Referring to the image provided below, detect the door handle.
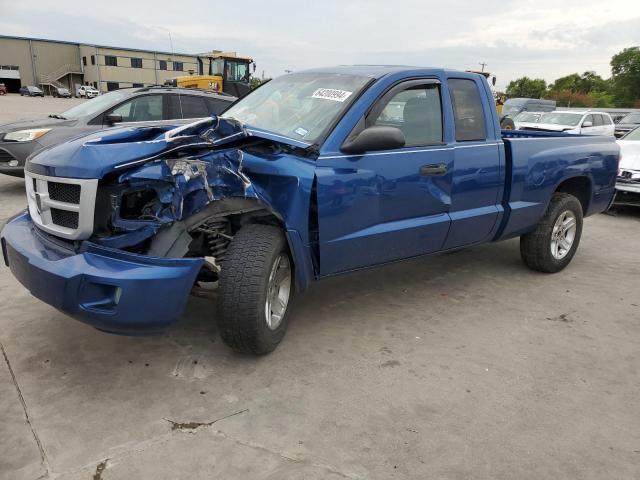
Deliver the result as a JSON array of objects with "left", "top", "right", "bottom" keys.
[{"left": 419, "top": 164, "right": 447, "bottom": 176}]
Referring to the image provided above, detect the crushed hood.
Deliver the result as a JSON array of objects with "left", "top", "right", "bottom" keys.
[{"left": 25, "top": 116, "right": 312, "bottom": 179}]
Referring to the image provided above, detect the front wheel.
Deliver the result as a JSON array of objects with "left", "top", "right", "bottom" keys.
[
  {"left": 217, "top": 224, "right": 294, "bottom": 354},
  {"left": 520, "top": 193, "right": 583, "bottom": 273}
]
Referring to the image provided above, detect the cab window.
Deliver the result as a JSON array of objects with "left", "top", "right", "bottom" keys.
[
  {"left": 369, "top": 83, "right": 443, "bottom": 147},
  {"left": 448, "top": 78, "right": 486, "bottom": 141},
  {"left": 110, "top": 95, "right": 163, "bottom": 122}
]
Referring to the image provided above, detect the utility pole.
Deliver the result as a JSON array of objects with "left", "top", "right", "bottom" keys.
[{"left": 479, "top": 62, "right": 488, "bottom": 72}]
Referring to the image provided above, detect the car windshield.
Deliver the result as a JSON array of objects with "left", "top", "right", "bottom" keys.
[
  {"left": 222, "top": 72, "right": 371, "bottom": 144},
  {"left": 622, "top": 127, "right": 640, "bottom": 141},
  {"left": 619, "top": 113, "right": 640, "bottom": 124},
  {"left": 515, "top": 112, "right": 540, "bottom": 122},
  {"left": 539, "top": 112, "right": 583, "bottom": 126},
  {"left": 60, "top": 91, "right": 127, "bottom": 119}
]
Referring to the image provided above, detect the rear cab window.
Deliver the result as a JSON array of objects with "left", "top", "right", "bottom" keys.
[{"left": 448, "top": 78, "right": 486, "bottom": 141}]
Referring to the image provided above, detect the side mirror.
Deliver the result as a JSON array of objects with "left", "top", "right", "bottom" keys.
[
  {"left": 105, "top": 113, "right": 123, "bottom": 125},
  {"left": 582, "top": 120, "right": 593, "bottom": 128},
  {"left": 341, "top": 126, "right": 405, "bottom": 154}
]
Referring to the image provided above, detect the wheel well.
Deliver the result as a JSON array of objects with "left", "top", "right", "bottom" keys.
[{"left": 555, "top": 176, "right": 591, "bottom": 214}]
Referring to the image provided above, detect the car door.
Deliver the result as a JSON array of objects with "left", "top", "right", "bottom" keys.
[
  {"left": 442, "top": 77, "right": 502, "bottom": 249},
  {"left": 315, "top": 79, "right": 453, "bottom": 275}
]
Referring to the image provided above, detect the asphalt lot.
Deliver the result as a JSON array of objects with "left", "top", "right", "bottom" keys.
[{"left": 1, "top": 95, "right": 639, "bottom": 480}]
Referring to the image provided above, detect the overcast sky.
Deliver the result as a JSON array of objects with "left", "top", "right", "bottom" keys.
[{"left": 1, "top": 0, "right": 638, "bottom": 89}]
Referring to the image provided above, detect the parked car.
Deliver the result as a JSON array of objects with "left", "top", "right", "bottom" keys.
[
  {"left": 614, "top": 112, "right": 640, "bottom": 138},
  {"left": 513, "top": 111, "right": 543, "bottom": 130},
  {"left": 77, "top": 85, "right": 100, "bottom": 98},
  {"left": 1, "top": 66, "right": 618, "bottom": 354},
  {"left": 0, "top": 86, "right": 236, "bottom": 177},
  {"left": 19, "top": 86, "right": 44, "bottom": 97},
  {"left": 52, "top": 87, "right": 71, "bottom": 98},
  {"left": 0, "top": 83, "right": 7, "bottom": 95},
  {"left": 521, "top": 111, "right": 615, "bottom": 136},
  {"left": 502, "top": 98, "right": 556, "bottom": 118},
  {"left": 613, "top": 126, "right": 640, "bottom": 206}
]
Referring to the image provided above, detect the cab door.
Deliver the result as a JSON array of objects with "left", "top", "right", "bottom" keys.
[
  {"left": 315, "top": 80, "right": 453, "bottom": 275},
  {"left": 442, "top": 77, "right": 502, "bottom": 249}
]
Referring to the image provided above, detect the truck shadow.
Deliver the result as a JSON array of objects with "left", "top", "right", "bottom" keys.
[{"left": 177, "top": 238, "right": 525, "bottom": 341}]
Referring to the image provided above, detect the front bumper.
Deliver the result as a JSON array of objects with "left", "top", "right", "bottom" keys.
[
  {"left": 0, "top": 141, "right": 42, "bottom": 176},
  {"left": 614, "top": 181, "right": 640, "bottom": 206},
  {"left": 1, "top": 212, "right": 204, "bottom": 334}
]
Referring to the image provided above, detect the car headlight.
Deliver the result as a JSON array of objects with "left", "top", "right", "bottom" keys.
[{"left": 3, "top": 128, "right": 51, "bottom": 142}]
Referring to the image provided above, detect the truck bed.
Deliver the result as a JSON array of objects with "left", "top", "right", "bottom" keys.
[{"left": 496, "top": 132, "right": 619, "bottom": 240}]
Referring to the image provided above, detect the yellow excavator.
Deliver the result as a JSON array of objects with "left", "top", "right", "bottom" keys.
[
  {"left": 467, "top": 70, "right": 515, "bottom": 130},
  {"left": 165, "top": 52, "right": 255, "bottom": 98}
]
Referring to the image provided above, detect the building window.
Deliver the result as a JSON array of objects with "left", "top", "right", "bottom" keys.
[
  {"left": 91, "top": 55, "right": 95, "bottom": 65},
  {"left": 106, "top": 82, "right": 119, "bottom": 91},
  {"left": 132, "top": 83, "right": 143, "bottom": 88},
  {"left": 82, "top": 56, "right": 87, "bottom": 66},
  {"left": 173, "top": 61, "right": 183, "bottom": 72},
  {"left": 105, "top": 56, "right": 118, "bottom": 67},
  {"left": 131, "top": 58, "right": 143, "bottom": 69},
  {"left": 159, "top": 60, "right": 167, "bottom": 71}
]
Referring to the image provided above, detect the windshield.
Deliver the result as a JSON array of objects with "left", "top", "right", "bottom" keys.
[
  {"left": 515, "top": 112, "right": 541, "bottom": 123},
  {"left": 222, "top": 72, "right": 371, "bottom": 144},
  {"left": 539, "top": 112, "right": 583, "bottom": 127},
  {"left": 619, "top": 113, "right": 640, "bottom": 124},
  {"left": 60, "top": 91, "right": 127, "bottom": 119},
  {"left": 622, "top": 126, "right": 640, "bottom": 140}
]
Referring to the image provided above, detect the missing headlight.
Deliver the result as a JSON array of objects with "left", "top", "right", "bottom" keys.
[{"left": 120, "top": 189, "right": 160, "bottom": 219}]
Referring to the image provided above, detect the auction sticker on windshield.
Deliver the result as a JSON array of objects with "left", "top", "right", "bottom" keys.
[{"left": 311, "top": 88, "right": 353, "bottom": 102}]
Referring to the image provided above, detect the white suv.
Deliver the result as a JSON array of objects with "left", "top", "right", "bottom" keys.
[
  {"left": 77, "top": 85, "right": 100, "bottom": 99},
  {"left": 528, "top": 111, "right": 615, "bottom": 136}
]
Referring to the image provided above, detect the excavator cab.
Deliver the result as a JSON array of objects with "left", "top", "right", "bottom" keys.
[{"left": 165, "top": 52, "right": 254, "bottom": 97}]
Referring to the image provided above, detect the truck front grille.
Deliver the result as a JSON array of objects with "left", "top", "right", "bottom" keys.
[
  {"left": 48, "top": 182, "right": 81, "bottom": 204},
  {"left": 25, "top": 172, "right": 98, "bottom": 240},
  {"left": 50, "top": 208, "right": 79, "bottom": 229}
]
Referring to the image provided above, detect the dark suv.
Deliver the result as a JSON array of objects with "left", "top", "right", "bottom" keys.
[{"left": 0, "top": 86, "right": 236, "bottom": 177}]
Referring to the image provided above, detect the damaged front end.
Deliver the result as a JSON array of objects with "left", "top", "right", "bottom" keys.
[
  {"left": 85, "top": 116, "right": 317, "bottom": 283},
  {"left": 2, "top": 116, "right": 316, "bottom": 333}
]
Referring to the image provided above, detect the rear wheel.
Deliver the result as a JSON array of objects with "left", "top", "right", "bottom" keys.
[
  {"left": 520, "top": 193, "right": 583, "bottom": 273},
  {"left": 217, "top": 224, "right": 293, "bottom": 354},
  {"left": 500, "top": 116, "right": 515, "bottom": 130}
]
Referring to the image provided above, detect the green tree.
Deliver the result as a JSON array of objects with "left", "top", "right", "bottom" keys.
[
  {"left": 505, "top": 77, "right": 547, "bottom": 98},
  {"left": 610, "top": 47, "right": 640, "bottom": 107}
]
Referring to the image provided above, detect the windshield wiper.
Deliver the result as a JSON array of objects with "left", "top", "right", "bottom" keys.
[{"left": 48, "top": 114, "right": 67, "bottom": 120}]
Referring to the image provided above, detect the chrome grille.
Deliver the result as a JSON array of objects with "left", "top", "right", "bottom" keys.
[{"left": 25, "top": 172, "right": 98, "bottom": 240}]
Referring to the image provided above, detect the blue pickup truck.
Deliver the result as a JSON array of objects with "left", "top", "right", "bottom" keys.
[{"left": 1, "top": 66, "right": 619, "bottom": 354}]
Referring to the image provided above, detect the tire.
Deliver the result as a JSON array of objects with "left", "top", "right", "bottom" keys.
[
  {"left": 217, "top": 224, "right": 294, "bottom": 354},
  {"left": 501, "top": 116, "right": 515, "bottom": 130},
  {"left": 520, "top": 193, "right": 583, "bottom": 273}
]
